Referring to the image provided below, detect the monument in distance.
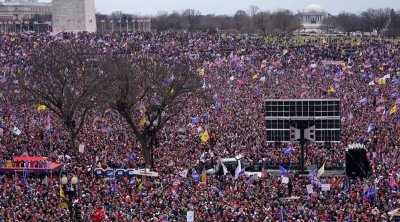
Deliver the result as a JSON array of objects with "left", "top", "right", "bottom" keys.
[{"left": 52, "top": 0, "right": 97, "bottom": 32}]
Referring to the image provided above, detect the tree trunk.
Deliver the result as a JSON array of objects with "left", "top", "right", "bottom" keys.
[
  {"left": 69, "top": 128, "right": 77, "bottom": 152},
  {"left": 140, "top": 140, "right": 152, "bottom": 168}
]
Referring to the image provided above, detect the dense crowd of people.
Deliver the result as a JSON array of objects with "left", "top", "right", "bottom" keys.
[{"left": 0, "top": 31, "right": 400, "bottom": 221}]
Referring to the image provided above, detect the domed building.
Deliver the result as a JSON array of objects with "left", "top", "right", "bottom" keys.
[{"left": 297, "top": 4, "right": 329, "bottom": 32}]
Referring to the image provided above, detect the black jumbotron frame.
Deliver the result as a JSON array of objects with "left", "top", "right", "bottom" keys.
[{"left": 265, "top": 99, "right": 341, "bottom": 173}]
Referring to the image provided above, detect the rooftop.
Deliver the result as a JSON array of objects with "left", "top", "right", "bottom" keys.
[
  {"left": 304, "top": 4, "right": 323, "bottom": 13},
  {"left": 0, "top": 0, "right": 51, "bottom": 7}
]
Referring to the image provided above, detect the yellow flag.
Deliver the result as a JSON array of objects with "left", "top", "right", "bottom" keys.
[
  {"left": 317, "top": 164, "right": 325, "bottom": 177},
  {"left": 37, "top": 105, "right": 46, "bottom": 111},
  {"left": 60, "top": 186, "right": 65, "bottom": 199},
  {"left": 360, "top": 69, "right": 365, "bottom": 73},
  {"left": 198, "top": 68, "right": 205, "bottom": 76},
  {"left": 200, "top": 130, "right": 210, "bottom": 142},
  {"left": 328, "top": 86, "right": 335, "bottom": 93},
  {"left": 390, "top": 105, "right": 397, "bottom": 115},
  {"left": 140, "top": 116, "right": 147, "bottom": 125},
  {"left": 59, "top": 202, "right": 68, "bottom": 208},
  {"left": 379, "top": 67, "right": 384, "bottom": 71},
  {"left": 378, "top": 78, "right": 386, "bottom": 85},
  {"left": 138, "top": 183, "right": 144, "bottom": 191},
  {"left": 252, "top": 74, "right": 258, "bottom": 80}
]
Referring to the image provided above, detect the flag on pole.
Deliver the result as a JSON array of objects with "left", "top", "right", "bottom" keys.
[
  {"left": 283, "top": 147, "right": 293, "bottom": 156},
  {"left": 279, "top": 166, "right": 288, "bottom": 176},
  {"left": 200, "top": 130, "right": 210, "bottom": 142},
  {"left": 179, "top": 169, "right": 188, "bottom": 178},
  {"left": 246, "top": 174, "right": 258, "bottom": 184},
  {"left": 219, "top": 159, "right": 228, "bottom": 176},
  {"left": 390, "top": 105, "right": 397, "bottom": 115},
  {"left": 234, "top": 161, "right": 245, "bottom": 179},
  {"left": 317, "top": 164, "right": 325, "bottom": 177},
  {"left": 60, "top": 186, "right": 65, "bottom": 198},
  {"left": 307, "top": 168, "right": 317, "bottom": 180}
]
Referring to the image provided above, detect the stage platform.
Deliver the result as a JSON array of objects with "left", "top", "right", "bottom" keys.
[{"left": 0, "top": 156, "right": 63, "bottom": 174}]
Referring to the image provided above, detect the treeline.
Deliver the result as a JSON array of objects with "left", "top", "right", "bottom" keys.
[{"left": 95, "top": 6, "right": 400, "bottom": 36}]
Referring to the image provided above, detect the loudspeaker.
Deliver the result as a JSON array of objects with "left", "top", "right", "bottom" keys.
[{"left": 346, "top": 149, "right": 371, "bottom": 178}]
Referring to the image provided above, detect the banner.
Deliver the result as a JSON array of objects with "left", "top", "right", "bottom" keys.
[
  {"left": 321, "top": 184, "right": 331, "bottom": 191},
  {"left": 187, "top": 211, "right": 194, "bottom": 222},
  {"left": 306, "top": 184, "right": 313, "bottom": 194}
]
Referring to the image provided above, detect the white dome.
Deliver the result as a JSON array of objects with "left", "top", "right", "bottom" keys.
[{"left": 304, "top": 4, "right": 323, "bottom": 12}]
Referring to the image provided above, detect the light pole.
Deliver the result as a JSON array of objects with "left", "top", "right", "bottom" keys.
[{"left": 61, "top": 175, "right": 79, "bottom": 221}]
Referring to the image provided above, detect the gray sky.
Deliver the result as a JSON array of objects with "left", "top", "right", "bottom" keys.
[{"left": 43, "top": 0, "right": 400, "bottom": 16}]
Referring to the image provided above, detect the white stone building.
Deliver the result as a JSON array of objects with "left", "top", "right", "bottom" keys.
[
  {"left": 52, "top": 0, "right": 96, "bottom": 32},
  {"left": 297, "top": 4, "right": 328, "bottom": 32},
  {"left": 0, "top": 0, "right": 51, "bottom": 20}
]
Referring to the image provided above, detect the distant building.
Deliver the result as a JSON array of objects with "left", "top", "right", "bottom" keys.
[
  {"left": 297, "top": 4, "right": 328, "bottom": 32},
  {"left": 52, "top": 0, "right": 96, "bottom": 32},
  {"left": 0, "top": 0, "right": 51, "bottom": 20}
]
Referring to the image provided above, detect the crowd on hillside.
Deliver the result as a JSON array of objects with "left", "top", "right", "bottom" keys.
[{"left": 0, "top": 31, "right": 400, "bottom": 221}]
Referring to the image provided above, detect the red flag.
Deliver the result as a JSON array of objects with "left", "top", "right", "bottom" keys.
[{"left": 92, "top": 207, "right": 106, "bottom": 221}]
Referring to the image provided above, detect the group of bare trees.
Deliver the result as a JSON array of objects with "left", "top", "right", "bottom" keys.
[
  {"left": 323, "top": 8, "right": 399, "bottom": 36},
  {"left": 96, "top": 6, "right": 400, "bottom": 36},
  {"left": 18, "top": 42, "right": 204, "bottom": 167},
  {"left": 150, "top": 6, "right": 300, "bottom": 34}
]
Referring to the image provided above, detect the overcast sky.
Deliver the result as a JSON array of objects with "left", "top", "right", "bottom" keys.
[{"left": 43, "top": 0, "right": 400, "bottom": 16}]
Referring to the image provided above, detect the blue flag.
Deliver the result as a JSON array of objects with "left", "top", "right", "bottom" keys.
[
  {"left": 107, "top": 170, "right": 115, "bottom": 178},
  {"left": 246, "top": 174, "right": 257, "bottom": 184},
  {"left": 367, "top": 124, "right": 373, "bottom": 133},
  {"left": 192, "top": 173, "right": 200, "bottom": 181},
  {"left": 191, "top": 117, "right": 199, "bottom": 124},
  {"left": 283, "top": 147, "right": 293, "bottom": 156},
  {"left": 307, "top": 168, "right": 317, "bottom": 180},
  {"left": 128, "top": 152, "right": 137, "bottom": 162},
  {"left": 279, "top": 166, "right": 288, "bottom": 176},
  {"left": 366, "top": 186, "right": 376, "bottom": 199},
  {"left": 348, "top": 215, "right": 352, "bottom": 222},
  {"left": 359, "top": 98, "right": 368, "bottom": 105},
  {"left": 110, "top": 179, "right": 116, "bottom": 195},
  {"left": 202, "top": 113, "right": 209, "bottom": 121}
]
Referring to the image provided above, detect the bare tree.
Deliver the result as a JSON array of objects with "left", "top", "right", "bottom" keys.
[
  {"left": 272, "top": 9, "right": 301, "bottom": 33},
  {"left": 18, "top": 41, "right": 109, "bottom": 152},
  {"left": 361, "top": 8, "right": 391, "bottom": 35},
  {"left": 248, "top": 5, "right": 259, "bottom": 31},
  {"left": 320, "top": 16, "right": 337, "bottom": 33},
  {"left": 183, "top": 9, "right": 202, "bottom": 31},
  {"left": 101, "top": 55, "right": 204, "bottom": 167},
  {"left": 233, "top": 10, "right": 249, "bottom": 32},
  {"left": 335, "top": 12, "right": 360, "bottom": 35},
  {"left": 386, "top": 9, "right": 400, "bottom": 37},
  {"left": 255, "top": 11, "right": 272, "bottom": 35}
]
